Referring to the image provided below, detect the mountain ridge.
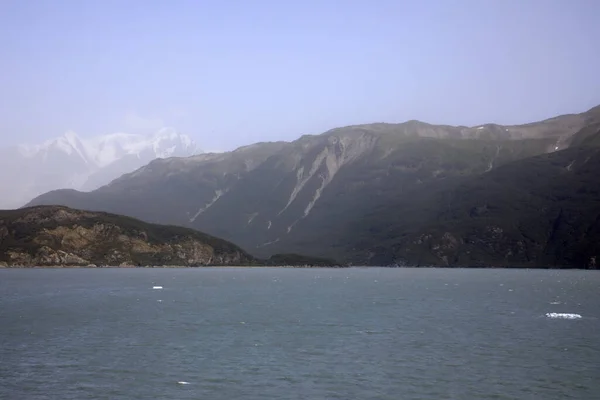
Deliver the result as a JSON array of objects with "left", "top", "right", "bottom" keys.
[
  {"left": 17, "top": 128, "right": 200, "bottom": 168},
  {"left": 25, "top": 104, "right": 600, "bottom": 267}
]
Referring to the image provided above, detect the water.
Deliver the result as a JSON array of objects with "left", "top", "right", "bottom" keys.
[{"left": 1, "top": 268, "right": 598, "bottom": 400}]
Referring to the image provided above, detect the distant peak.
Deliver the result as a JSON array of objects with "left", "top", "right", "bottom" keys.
[
  {"left": 63, "top": 130, "right": 80, "bottom": 141},
  {"left": 15, "top": 127, "right": 202, "bottom": 167},
  {"left": 154, "top": 127, "right": 180, "bottom": 139}
]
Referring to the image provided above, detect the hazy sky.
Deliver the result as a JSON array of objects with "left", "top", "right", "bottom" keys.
[{"left": 1, "top": 0, "right": 599, "bottom": 151}]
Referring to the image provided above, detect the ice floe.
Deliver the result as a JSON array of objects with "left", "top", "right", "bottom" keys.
[{"left": 545, "top": 313, "right": 582, "bottom": 320}]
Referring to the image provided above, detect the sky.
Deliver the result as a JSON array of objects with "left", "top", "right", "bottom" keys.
[{"left": 1, "top": 0, "right": 599, "bottom": 151}]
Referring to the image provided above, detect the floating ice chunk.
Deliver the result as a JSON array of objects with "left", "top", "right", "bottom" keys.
[
  {"left": 152, "top": 286, "right": 163, "bottom": 289},
  {"left": 178, "top": 381, "right": 191, "bottom": 385},
  {"left": 545, "top": 313, "right": 582, "bottom": 319},
  {"left": 550, "top": 301, "right": 561, "bottom": 305}
]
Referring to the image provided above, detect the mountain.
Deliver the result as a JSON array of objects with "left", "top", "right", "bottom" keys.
[
  {"left": 0, "top": 205, "right": 253, "bottom": 267},
  {"left": 0, "top": 128, "right": 201, "bottom": 209},
  {"left": 26, "top": 105, "right": 600, "bottom": 267},
  {"left": 335, "top": 145, "right": 600, "bottom": 267},
  {"left": 0, "top": 205, "right": 344, "bottom": 267}
]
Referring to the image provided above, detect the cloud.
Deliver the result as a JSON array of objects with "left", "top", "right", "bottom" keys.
[{"left": 123, "top": 111, "right": 165, "bottom": 132}]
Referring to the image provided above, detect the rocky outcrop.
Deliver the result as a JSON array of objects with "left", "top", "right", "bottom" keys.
[{"left": 0, "top": 206, "right": 255, "bottom": 267}]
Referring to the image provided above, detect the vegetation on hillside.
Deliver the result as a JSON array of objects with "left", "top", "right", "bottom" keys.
[
  {"left": 331, "top": 147, "right": 600, "bottom": 268},
  {"left": 0, "top": 206, "right": 344, "bottom": 267}
]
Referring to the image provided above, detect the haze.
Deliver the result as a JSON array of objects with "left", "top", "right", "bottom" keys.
[{"left": 1, "top": 0, "right": 599, "bottom": 151}]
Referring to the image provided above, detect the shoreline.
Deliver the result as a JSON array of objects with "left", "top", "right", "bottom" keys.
[
  {"left": 0, "top": 264, "right": 346, "bottom": 269},
  {"left": 0, "top": 265, "right": 596, "bottom": 270}
]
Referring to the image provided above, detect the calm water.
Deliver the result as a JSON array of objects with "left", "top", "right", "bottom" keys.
[{"left": 0, "top": 268, "right": 598, "bottom": 400}]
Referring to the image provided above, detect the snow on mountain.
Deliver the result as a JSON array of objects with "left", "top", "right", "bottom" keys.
[
  {"left": 1, "top": 128, "right": 202, "bottom": 209},
  {"left": 19, "top": 130, "right": 89, "bottom": 162},
  {"left": 82, "top": 128, "right": 193, "bottom": 167},
  {"left": 19, "top": 128, "right": 199, "bottom": 167}
]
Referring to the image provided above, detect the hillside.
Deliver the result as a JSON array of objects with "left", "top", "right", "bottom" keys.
[
  {"left": 25, "top": 105, "right": 600, "bottom": 267},
  {"left": 0, "top": 206, "right": 254, "bottom": 267},
  {"left": 321, "top": 146, "right": 600, "bottom": 268}
]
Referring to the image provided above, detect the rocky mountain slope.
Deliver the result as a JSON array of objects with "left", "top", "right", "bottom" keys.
[
  {"left": 26, "top": 105, "right": 600, "bottom": 267},
  {"left": 0, "top": 128, "right": 201, "bottom": 209},
  {"left": 333, "top": 145, "right": 600, "bottom": 267},
  {"left": 0, "top": 206, "right": 254, "bottom": 267}
]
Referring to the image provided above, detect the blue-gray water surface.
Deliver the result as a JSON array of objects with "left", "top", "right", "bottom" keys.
[{"left": 0, "top": 268, "right": 598, "bottom": 400}]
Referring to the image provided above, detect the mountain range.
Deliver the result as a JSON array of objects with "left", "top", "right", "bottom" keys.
[
  {"left": 25, "top": 105, "right": 600, "bottom": 268},
  {"left": 0, "top": 128, "right": 201, "bottom": 209}
]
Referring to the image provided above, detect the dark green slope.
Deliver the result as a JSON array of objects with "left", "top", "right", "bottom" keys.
[
  {"left": 333, "top": 146, "right": 600, "bottom": 267},
  {"left": 260, "top": 136, "right": 557, "bottom": 257}
]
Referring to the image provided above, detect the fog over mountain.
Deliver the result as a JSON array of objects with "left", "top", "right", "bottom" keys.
[{"left": 0, "top": 128, "right": 201, "bottom": 209}]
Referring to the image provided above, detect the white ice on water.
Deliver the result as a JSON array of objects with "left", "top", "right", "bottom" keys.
[{"left": 545, "top": 313, "right": 582, "bottom": 319}]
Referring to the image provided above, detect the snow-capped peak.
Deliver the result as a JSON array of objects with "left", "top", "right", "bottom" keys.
[
  {"left": 148, "top": 127, "right": 196, "bottom": 159},
  {"left": 18, "top": 129, "right": 201, "bottom": 168},
  {"left": 3, "top": 128, "right": 202, "bottom": 209},
  {"left": 63, "top": 130, "right": 79, "bottom": 143},
  {"left": 19, "top": 130, "right": 87, "bottom": 161},
  {"left": 154, "top": 127, "right": 181, "bottom": 141}
]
